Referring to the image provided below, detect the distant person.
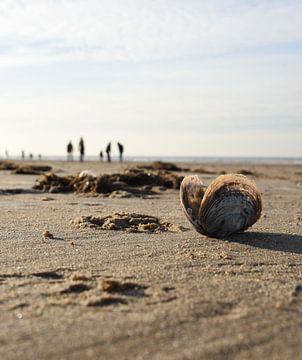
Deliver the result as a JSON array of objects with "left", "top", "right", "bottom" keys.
[
  {"left": 5, "top": 150, "right": 8, "bottom": 159},
  {"left": 117, "top": 142, "right": 124, "bottom": 162},
  {"left": 38, "top": 154, "right": 42, "bottom": 160},
  {"left": 21, "top": 150, "right": 25, "bottom": 160},
  {"left": 79, "top": 137, "right": 85, "bottom": 162},
  {"left": 67, "top": 141, "right": 74, "bottom": 161},
  {"left": 99, "top": 151, "right": 103, "bottom": 161},
  {"left": 105, "top": 142, "right": 111, "bottom": 163},
  {"left": 29, "top": 153, "right": 33, "bottom": 159}
]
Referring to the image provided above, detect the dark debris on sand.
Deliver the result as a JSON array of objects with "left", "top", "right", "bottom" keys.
[
  {"left": 0, "top": 161, "right": 52, "bottom": 175},
  {"left": 71, "top": 212, "right": 186, "bottom": 233},
  {"left": 33, "top": 167, "right": 183, "bottom": 196},
  {"left": 136, "top": 161, "right": 189, "bottom": 172},
  {"left": 12, "top": 165, "right": 52, "bottom": 175},
  {"left": 0, "top": 188, "right": 40, "bottom": 195},
  {"left": 0, "top": 161, "right": 18, "bottom": 171},
  {"left": 99, "top": 279, "right": 148, "bottom": 297},
  {"left": 138, "top": 161, "right": 257, "bottom": 177}
]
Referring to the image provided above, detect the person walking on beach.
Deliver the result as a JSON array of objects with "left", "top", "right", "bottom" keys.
[
  {"left": 67, "top": 141, "right": 74, "bottom": 161},
  {"left": 105, "top": 142, "right": 111, "bottom": 163},
  {"left": 117, "top": 142, "right": 124, "bottom": 162},
  {"left": 79, "top": 137, "right": 85, "bottom": 162},
  {"left": 99, "top": 151, "right": 103, "bottom": 161}
]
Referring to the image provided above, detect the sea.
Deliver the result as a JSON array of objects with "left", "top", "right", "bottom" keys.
[{"left": 5, "top": 155, "right": 301, "bottom": 165}]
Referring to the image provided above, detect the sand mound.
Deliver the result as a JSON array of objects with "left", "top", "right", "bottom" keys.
[{"left": 71, "top": 212, "right": 186, "bottom": 233}]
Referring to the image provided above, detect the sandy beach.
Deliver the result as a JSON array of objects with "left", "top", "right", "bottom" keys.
[{"left": 0, "top": 160, "right": 301, "bottom": 360}]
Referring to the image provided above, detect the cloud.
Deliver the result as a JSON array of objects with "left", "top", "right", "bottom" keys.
[{"left": 0, "top": 0, "right": 301, "bottom": 66}]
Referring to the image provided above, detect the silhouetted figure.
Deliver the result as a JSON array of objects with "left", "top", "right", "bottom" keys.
[
  {"left": 38, "top": 154, "right": 42, "bottom": 160},
  {"left": 99, "top": 151, "right": 103, "bottom": 161},
  {"left": 21, "top": 150, "right": 25, "bottom": 160},
  {"left": 117, "top": 142, "right": 124, "bottom": 162},
  {"left": 67, "top": 141, "right": 74, "bottom": 161},
  {"left": 105, "top": 142, "right": 111, "bottom": 163},
  {"left": 29, "top": 153, "right": 33, "bottom": 159},
  {"left": 79, "top": 137, "right": 85, "bottom": 162}
]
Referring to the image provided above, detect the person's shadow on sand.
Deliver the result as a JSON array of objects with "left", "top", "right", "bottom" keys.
[{"left": 229, "top": 232, "right": 302, "bottom": 254}]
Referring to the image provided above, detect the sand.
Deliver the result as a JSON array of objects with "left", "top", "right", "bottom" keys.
[{"left": 0, "top": 160, "right": 301, "bottom": 360}]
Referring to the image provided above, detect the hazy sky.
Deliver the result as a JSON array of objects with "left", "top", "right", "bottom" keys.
[{"left": 0, "top": 0, "right": 301, "bottom": 157}]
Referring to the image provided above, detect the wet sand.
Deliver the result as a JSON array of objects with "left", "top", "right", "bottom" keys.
[{"left": 0, "top": 160, "right": 302, "bottom": 360}]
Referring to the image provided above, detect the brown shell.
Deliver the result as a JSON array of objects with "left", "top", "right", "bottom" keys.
[{"left": 180, "top": 174, "right": 262, "bottom": 238}]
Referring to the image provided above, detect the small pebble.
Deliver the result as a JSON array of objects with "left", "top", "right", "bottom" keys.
[
  {"left": 43, "top": 230, "right": 54, "bottom": 239},
  {"left": 42, "top": 197, "right": 55, "bottom": 201}
]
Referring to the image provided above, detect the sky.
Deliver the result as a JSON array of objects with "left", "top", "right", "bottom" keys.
[{"left": 0, "top": 0, "right": 301, "bottom": 158}]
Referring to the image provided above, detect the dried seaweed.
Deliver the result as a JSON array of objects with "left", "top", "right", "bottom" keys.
[
  {"left": 0, "top": 161, "right": 18, "bottom": 170},
  {"left": 136, "top": 161, "right": 183, "bottom": 171},
  {"left": 12, "top": 165, "right": 52, "bottom": 175},
  {"left": 0, "top": 161, "right": 52, "bottom": 174},
  {"left": 33, "top": 167, "right": 183, "bottom": 195}
]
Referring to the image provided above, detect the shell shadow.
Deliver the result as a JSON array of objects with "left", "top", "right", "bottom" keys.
[{"left": 229, "top": 231, "right": 302, "bottom": 254}]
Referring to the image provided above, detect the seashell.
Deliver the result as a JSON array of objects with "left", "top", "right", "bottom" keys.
[{"left": 180, "top": 174, "right": 262, "bottom": 238}]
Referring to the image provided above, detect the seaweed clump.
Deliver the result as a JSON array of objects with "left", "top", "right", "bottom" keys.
[
  {"left": 12, "top": 165, "right": 52, "bottom": 175},
  {"left": 137, "top": 161, "right": 183, "bottom": 172},
  {"left": 0, "top": 161, "right": 52, "bottom": 175},
  {"left": 33, "top": 167, "right": 183, "bottom": 196},
  {"left": 0, "top": 161, "right": 18, "bottom": 170}
]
